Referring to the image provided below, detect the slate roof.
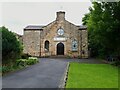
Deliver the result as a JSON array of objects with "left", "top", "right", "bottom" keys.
[
  {"left": 24, "top": 25, "right": 86, "bottom": 30},
  {"left": 24, "top": 25, "right": 44, "bottom": 30}
]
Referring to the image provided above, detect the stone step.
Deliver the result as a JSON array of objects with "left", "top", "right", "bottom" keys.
[{"left": 50, "top": 55, "right": 68, "bottom": 58}]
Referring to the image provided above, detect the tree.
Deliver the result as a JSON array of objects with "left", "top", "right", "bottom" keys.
[
  {"left": 1, "top": 26, "right": 23, "bottom": 64},
  {"left": 82, "top": 1, "right": 120, "bottom": 58}
]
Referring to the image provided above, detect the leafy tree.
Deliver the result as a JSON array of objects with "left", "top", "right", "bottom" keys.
[
  {"left": 1, "top": 26, "right": 23, "bottom": 64},
  {"left": 82, "top": 1, "right": 120, "bottom": 58}
]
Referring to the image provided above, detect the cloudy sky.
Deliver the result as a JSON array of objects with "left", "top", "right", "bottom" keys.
[{"left": 1, "top": 1, "right": 92, "bottom": 35}]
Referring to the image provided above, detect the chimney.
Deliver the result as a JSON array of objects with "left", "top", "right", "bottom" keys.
[{"left": 56, "top": 11, "right": 65, "bottom": 21}]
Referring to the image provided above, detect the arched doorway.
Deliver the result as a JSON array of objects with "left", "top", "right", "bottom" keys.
[{"left": 57, "top": 42, "right": 64, "bottom": 55}]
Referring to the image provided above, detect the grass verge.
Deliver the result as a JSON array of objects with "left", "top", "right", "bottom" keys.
[{"left": 66, "top": 63, "right": 118, "bottom": 88}]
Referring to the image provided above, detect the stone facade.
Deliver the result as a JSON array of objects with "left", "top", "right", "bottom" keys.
[{"left": 23, "top": 11, "right": 88, "bottom": 58}]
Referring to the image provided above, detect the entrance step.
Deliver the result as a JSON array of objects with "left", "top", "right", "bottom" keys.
[{"left": 50, "top": 55, "right": 67, "bottom": 58}]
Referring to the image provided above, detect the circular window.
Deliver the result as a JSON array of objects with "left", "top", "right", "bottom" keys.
[{"left": 57, "top": 28, "right": 64, "bottom": 35}]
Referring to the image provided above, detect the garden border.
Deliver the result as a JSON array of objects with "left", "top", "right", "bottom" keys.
[{"left": 58, "top": 62, "right": 70, "bottom": 88}]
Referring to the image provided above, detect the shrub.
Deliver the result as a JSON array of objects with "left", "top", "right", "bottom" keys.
[
  {"left": 16, "top": 57, "right": 38, "bottom": 66},
  {"left": 1, "top": 26, "right": 23, "bottom": 64},
  {"left": 16, "top": 59, "right": 27, "bottom": 66},
  {"left": 2, "top": 63, "right": 18, "bottom": 74},
  {"left": 2, "top": 57, "right": 39, "bottom": 74},
  {"left": 2, "top": 66, "right": 11, "bottom": 73},
  {"left": 106, "top": 55, "right": 120, "bottom": 66},
  {"left": 26, "top": 60, "right": 36, "bottom": 65},
  {"left": 111, "top": 59, "right": 120, "bottom": 66},
  {"left": 21, "top": 53, "right": 31, "bottom": 59},
  {"left": 27, "top": 57, "right": 39, "bottom": 65},
  {"left": 28, "top": 57, "right": 38, "bottom": 60}
]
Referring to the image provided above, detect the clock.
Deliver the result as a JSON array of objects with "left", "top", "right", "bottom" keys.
[{"left": 57, "top": 28, "right": 64, "bottom": 35}]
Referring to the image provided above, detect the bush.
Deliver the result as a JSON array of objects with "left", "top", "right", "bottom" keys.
[
  {"left": 28, "top": 57, "right": 38, "bottom": 60},
  {"left": 112, "top": 61, "right": 120, "bottom": 66},
  {"left": 106, "top": 55, "right": 120, "bottom": 66},
  {"left": 27, "top": 57, "right": 38, "bottom": 65},
  {"left": 2, "top": 57, "right": 39, "bottom": 74},
  {"left": 16, "top": 57, "right": 38, "bottom": 66},
  {"left": 21, "top": 53, "right": 31, "bottom": 59},
  {"left": 2, "top": 63, "right": 19, "bottom": 74},
  {"left": 110, "top": 58, "right": 120, "bottom": 66},
  {"left": 16, "top": 59, "right": 27, "bottom": 66},
  {"left": 2, "top": 66, "right": 11, "bottom": 73},
  {"left": 1, "top": 26, "right": 23, "bottom": 64}
]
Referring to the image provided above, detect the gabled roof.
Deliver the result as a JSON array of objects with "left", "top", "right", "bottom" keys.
[{"left": 24, "top": 25, "right": 44, "bottom": 30}]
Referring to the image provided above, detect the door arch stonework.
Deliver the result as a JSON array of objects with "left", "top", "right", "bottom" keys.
[{"left": 57, "top": 42, "right": 64, "bottom": 55}]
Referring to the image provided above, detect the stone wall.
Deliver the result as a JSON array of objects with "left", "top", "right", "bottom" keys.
[
  {"left": 23, "top": 11, "right": 88, "bottom": 58},
  {"left": 81, "top": 30, "right": 88, "bottom": 58},
  {"left": 23, "top": 30, "right": 41, "bottom": 56},
  {"left": 40, "top": 18, "right": 83, "bottom": 57}
]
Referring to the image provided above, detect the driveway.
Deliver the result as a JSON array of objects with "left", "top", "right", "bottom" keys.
[
  {"left": 2, "top": 58, "right": 104, "bottom": 88},
  {"left": 2, "top": 58, "right": 68, "bottom": 88}
]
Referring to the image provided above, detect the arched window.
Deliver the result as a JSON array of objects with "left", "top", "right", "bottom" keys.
[
  {"left": 72, "top": 39, "right": 78, "bottom": 51},
  {"left": 45, "top": 40, "right": 49, "bottom": 52}
]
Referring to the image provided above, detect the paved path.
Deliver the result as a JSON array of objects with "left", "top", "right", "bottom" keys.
[
  {"left": 48, "top": 58, "right": 104, "bottom": 64},
  {"left": 2, "top": 58, "right": 104, "bottom": 88},
  {"left": 2, "top": 59, "right": 68, "bottom": 88}
]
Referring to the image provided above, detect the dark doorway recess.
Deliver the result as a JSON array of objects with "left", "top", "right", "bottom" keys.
[{"left": 57, "top": 42, "right": 64, "bottom": 55}]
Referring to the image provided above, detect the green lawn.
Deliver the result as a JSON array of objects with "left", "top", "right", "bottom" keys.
[{"left": 66, "top": 63, "right": 118, "bottom": 88}]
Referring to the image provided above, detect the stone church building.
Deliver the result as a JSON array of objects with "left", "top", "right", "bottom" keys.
[{"left": 23, "top": 11, "right": 88, "bottom": 58}]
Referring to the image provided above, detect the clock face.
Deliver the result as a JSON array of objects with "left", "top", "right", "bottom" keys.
[{"left": 57, "top": 28, "right": 64, "bottom": 35}]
